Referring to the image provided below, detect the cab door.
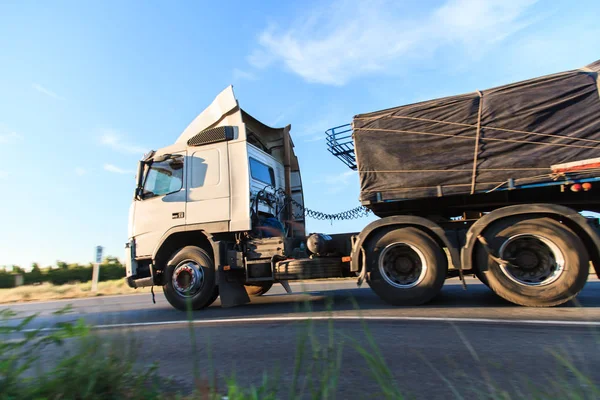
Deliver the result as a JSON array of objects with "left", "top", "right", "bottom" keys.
[
  {"left": 186, "top": 141, "right": 231, "bottom": 228},
  {"left": 132, "top": 151, "right": 186, "bottom": 257}
]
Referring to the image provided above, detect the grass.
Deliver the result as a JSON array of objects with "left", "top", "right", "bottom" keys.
[
  {"left": 0, "top": 278, "right": 357, "bottom": 304},
  {"left": 0, "top": 279, "right": 149, "bottom": 304},
  {"left": 1, "top": 298, "right": 599, "bottom": 399}
]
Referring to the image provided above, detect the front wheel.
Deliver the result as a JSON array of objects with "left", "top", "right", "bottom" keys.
[
  {"left": 162, "top": 246, "right": 218, "bottom": 311},
  {"left": 366, "top": 227, "right": 448, "bottom": 306},
  {"left": 475, "top": 217, "right": 589, "bottom": 307}
]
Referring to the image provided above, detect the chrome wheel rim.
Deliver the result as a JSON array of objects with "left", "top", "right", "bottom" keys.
[
  {"left": 172, "top": 259, "right": 204, "bottom": 297},
  {"left": 498, "top": 234, "right": 565, "bottom": 287},
  {"left": 378, "top": 243, "right": 428, "bottom": 288}
]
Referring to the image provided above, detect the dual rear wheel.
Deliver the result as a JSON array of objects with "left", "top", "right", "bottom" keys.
[
  {"left": 365, "top": 218, "right": 589, "bottom": 307},
  {"left": 474, "top": 217, "right": 589, "bottom": 307}
]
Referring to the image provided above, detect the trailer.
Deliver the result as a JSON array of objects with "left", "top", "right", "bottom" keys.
[{"left": 125, "top": 60, "right": 600, "bottom": 310}]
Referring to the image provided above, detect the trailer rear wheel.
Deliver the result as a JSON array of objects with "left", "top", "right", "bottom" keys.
[
  {"left": 245, "top": 283, "right": 273, "bottom": 296},
  {"left": 162, "top": 246, "right": 218, "bottom": 311},
  {"left": 475, "top": 217, "right": 588, "bottom": 307},
  {"left": 366, "top": 227, "right": 447, "bottom": 306}
]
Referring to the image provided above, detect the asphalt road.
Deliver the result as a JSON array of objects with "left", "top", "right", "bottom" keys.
[{"left": 3, "top": 277, "right": 600, "bottom": 399}]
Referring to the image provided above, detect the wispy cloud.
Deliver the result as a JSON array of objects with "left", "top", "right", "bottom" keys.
[
  {"left": 304, "top": 135, "right": 324, "bottom": 143},
  {"left": 232, "top": 68, "right": 258, "bottom": 81},
  {"left": 270, "top": 113, "right": 286, "bottom": 127},
  {"left": 295, "top": 109, "right": 348, "bottom": 141},
  {"left": 32, "top": 83, "right": 65, "bottom": 100},
  {"left": 100, "top": 129, "right": 147, "bottom": 155},
  {"left": 249, "top": 0, "right": 538, "bottom": 85},
  {"left": 313, "top": 170, "right": 358, "bottom": 194},
  {"left": 104, "top": 164, "right": 134, "bottom": 175},
  {"left": 74, "top": 167, "right": 86, "bottom": 176},
  {"left": 0, "top": 130, "right": 22, "bottom": 144}
]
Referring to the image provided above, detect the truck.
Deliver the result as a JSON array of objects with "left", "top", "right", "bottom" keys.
[{"left": 125, "top": 59, "right": 600, "bottom": 310}]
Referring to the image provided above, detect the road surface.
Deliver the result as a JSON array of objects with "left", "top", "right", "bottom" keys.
[{"left": 2, "top": 278, "right": 600, "bottom": 399}]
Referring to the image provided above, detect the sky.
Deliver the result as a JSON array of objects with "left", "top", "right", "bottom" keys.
[{"left": 1, "top": 0, "right": 599, "bottom": 268}]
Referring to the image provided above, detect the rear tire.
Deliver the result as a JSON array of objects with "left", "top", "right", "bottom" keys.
[
  {"left": 162, "top": 246, "right": 218, "bottom": 311},
  {"left": 245, "top": 283, "right": 273, "bottom": 296},
  {"left": 475, "top": 217, "right": 588, "bottom": 307},
  {"left": 366, "top": 227, "right": 447, "bottom": 306}
]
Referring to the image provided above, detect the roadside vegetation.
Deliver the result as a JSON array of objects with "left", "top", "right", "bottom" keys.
[
  {"left": 1, "top": 301, "right": 598, "bottom": 399},
  {"left": 0, "top": 257, "right": 126, "bottom": 289},
  {"left": 0, "top": 279, "right": 146, "bottom": 304},
  {"left": 0, "top": 257, "right": 144, "bottom": 304}
]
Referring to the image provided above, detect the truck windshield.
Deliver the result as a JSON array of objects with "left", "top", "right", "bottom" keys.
[{"left": 141, "top": 156, "right": 183, "bottom": 199}]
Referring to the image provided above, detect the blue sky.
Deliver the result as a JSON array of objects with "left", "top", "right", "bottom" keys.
[{"left": 1, "top": 0, "right": 599, "bottom": 268}]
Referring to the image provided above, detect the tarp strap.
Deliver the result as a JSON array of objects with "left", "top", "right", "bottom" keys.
[
  {"left": 355, "top": 115, "right": 600, "bottom": 145},
  {"left": 353, "top": 126, "right": 599, "bottom": 150},
  {"left": 470, "top": 90, "right": 484, "bottom": 194}
]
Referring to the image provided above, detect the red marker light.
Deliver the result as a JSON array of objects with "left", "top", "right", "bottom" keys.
[
  {"left": 571, "top": 184, "right": 582, "bottom": 192},
  {"left": 582, "top": 182, "right": 592, "bottom": 191}
]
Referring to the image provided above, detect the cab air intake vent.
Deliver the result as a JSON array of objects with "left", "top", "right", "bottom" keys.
[{"left": 187, "top": 126, "right": 235, "bottom": 146}]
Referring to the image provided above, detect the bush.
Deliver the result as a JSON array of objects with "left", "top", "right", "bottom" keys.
[
  {"left": 0, "top": 271, "right": 15, "bottom": 289},
  {"left": 0, "top": 258, "right": 126, "bottom": 288}
]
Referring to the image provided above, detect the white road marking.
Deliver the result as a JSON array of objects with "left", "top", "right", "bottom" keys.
[{"left": 20, "top": 315, "right": 600, "bottom": 333}]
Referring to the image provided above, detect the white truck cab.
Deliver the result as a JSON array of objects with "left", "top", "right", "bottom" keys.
[{"left": 125, "top": 86, "right": 321, "bottom": 310}]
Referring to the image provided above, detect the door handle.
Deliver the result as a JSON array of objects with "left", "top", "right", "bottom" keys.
[{"left": 172, "top": 212, "right": 184, "bottom": 219}]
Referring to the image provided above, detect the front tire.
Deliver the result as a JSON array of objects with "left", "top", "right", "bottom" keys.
[
  {"left": 162, "top": 246, "right": 217, "bottom": 311},
  {"left": 475, "top": 217, "right": 589, "bottom": 307},
  {"left": 366, "top": 227, "right": 447, "bottom": 306}
]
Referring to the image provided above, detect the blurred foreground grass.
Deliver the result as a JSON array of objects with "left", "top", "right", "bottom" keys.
[
  {"left": 0, "top": 279, "right": 147, "bottom": 304},
  {"left": 1, "top": 302, "right": 598, "bottom": 399},
  {"left": 1, "top": 303, "right": 403, "bottom": 400}
]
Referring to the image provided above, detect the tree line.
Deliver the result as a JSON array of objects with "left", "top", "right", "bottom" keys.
[{"left": 0, "top": 257, "right": 125, "bottom": 288}]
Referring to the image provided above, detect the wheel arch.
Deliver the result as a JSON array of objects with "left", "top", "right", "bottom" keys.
[
  {"left": 462, "top": 204, "right": 600, "bottom": 279},
  {"left": 350, "top": 216, "right": 460, "bottom": 273},
  {"left": 152, "top": 228, "right": 220, "bottom": 284}
]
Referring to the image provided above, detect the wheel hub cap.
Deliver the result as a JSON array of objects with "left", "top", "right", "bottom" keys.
[
  {"left": 378, "top": 243, "right": 428, "bottom": 288},
  {"left": 498, "top": 234, "right": 565, "bottom": 287},
  {"left": 172, "top": 260, "right": 204, "bottom": 297}
]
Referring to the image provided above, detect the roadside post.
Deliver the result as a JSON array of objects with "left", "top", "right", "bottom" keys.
[{"left": 92, "top": 245, "right": 103, "bottom": 292}]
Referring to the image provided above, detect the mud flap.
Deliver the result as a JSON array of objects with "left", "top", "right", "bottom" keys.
[{"left": 217, "top": 265, "right": 250, "bottom": 308}]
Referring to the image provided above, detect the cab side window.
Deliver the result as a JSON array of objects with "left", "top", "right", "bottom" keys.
[{"left": 249, "top": 157, "right": 275, "bottom": 186}]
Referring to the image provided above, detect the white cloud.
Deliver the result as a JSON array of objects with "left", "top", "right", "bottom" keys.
[
  {"left": 249, "top": 0, "right": 538, "bottom": 85},
  {"left": 0, "top": 130, "right": 22, "bottom": 144},
  {"left": 270, "top": 113, "right": 286, "bottom": 127},
  {"left": 75, "top": 167, "right": 86, "bottom": 176},
  {"left": 295, "top": 109, "right": 349, "bottom": 140},
  {"left": 103, "top": 164, "right": 134, "bottom": 174},
  {"left": 32, "top": 83, "right": 65, "bottom": 100},
  {"left": 0, "top": 171, "right": 8, "bottom": 179},
  {"left": 304, "top": 135, "right": 324, "bottom": 143},
  {"left": 232, "top": 68, "right": 257, "bottom": 81},
  {"left": 313, "top": 170, "right": 358, "bottom": 194},
  {"left": 100, "top": 129, "right": 147, "bottom": 155}
]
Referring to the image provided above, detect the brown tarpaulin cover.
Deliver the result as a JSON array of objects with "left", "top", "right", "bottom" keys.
[{"left": 353, "top": 60, "right": 600, "bottom": 203}]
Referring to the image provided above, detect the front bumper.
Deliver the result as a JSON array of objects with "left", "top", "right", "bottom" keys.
[{"left": 124, "top": 239, "right": 138, "bottom": 281}]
